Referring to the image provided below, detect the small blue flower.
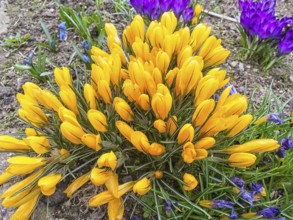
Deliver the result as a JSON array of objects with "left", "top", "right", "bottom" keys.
[
  {"left": 58, "top": 22, "right": 67, "bottom": 31},
  {"left": 23, "top": 59, "right": 32, "bottom": 66},
  {"left": 267, "top": 113, "right": 284, "bottom": 124},
  {"left": 59, "top": 31, "right": 67, "bottom": 41},
  {"left": 164, "top": 200, "right": 178, "bottom": 211},
  {"left": 82, "top": 40, "right": 90, "bottom": 50},
  {"left": 229, "top": 208, "right": 238, "bottom": 219},
  {"left": 28, "top": 52, "right": 34, "bottom": 59},
  {"left": 275, "top": 218, "right": 286, "bottom": 220},
  {"left": 82, "top": 55, "right": 90, "bottom": 63},
  {"left": 131, "top": 216, "right": 140, "bottom": 220},
  {"left": 50, "top": 41, "right": 55, "bottom": 49},
  {"left": 215, "top": 93, "right": 220, "bottom": 101},
  {"left": 231, "top": 177, "right": 245, "bottom": 189},
  {"left": 257, "top": 206, "right": 281, "bottom": 218},
  {"left": 230, "top": 85, "right": 238, "bottom": 95}
]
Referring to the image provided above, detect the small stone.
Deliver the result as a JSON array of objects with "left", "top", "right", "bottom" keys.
[
  {"left": 238, "top": 62, "right": 244, "bottom": 71},
  {"left": 16, "top": 76, "right": 30, "bottom": 92},
  {"left": 230, "top": 61, "right": 237, "bottom": 67},
  {"left": 289, "top": 75, "right": 293, "bottom": 83}
]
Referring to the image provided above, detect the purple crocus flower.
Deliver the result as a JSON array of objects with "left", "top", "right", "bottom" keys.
[
  {"left": 159, "top": 0, "right": 173, "bottom": 12},
  {"left": 276, "top": 146, "right": 286, "bottom": 158},
  {"left": 211, "top": 200, "right": 235, "bottom": 209},
  {"left": 278, "top": 29, "right": 293, "bottom": 55},
  {"left": 172, "top": 0, "right": 189, "bottom": 17},
  {"left": 250, "top": 182, "right": 264, "bottom": 194},
  {"left": 240, "top": 190, "right": 254, "bottom": 207},
  {"left": 257, "top": 206, "right": 281, "bottom": 218},
  {"left": 130, "top": 0, "right": 144, "bottom": 14},
  {"left": 182, "top": 7, "right": 193, "bottom": 23},
  {"left": 231, "top": 177, "right": 245, "bottom": 189},
  {"left": 280, "top": 137, "right": 293, "bottom": 150},
  {"left": 267, "top": 113, "right": 283, "bottom": 124}
]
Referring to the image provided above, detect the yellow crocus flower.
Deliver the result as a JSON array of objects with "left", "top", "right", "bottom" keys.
[
  {"left": 178, "top": 124, "right": 195, "bottom": 145},
  {"left": 130, "top": 131, "right": 150, "bottom": 153},
  {"left": 23, "top": 136, "right": 50, "bottom": 154},
  {"left": 227, "top": 153, "right": 256, "bottom": 168},
  {"left": 148, "top": 143, "right": 166, "bottom": 156},
  {"left": 226, "top": 114, "right": 253, "bottom": 137},
  {"left": 225, "top": 139, "right": 279, "bottom": 154},
  {"left": 0, "top": 172, "right": 13, "bottom": 185},
  {"left": 183, "top": 173, "right": 198, "bottom": 191},
  {"left": 90, "top": 168, "right": 113, "bottom": 186},
  {"left": 38, "top": 173, "right": 62, "bottom": 196},
  {"left": 137, "top": 94, "right": 151, "bottom": 111},
  {"left": 64, "top": 172, "right": 90, "bottom": 198},
  {"left": 115, "top": 120, "right": 134, "bottom": 142},
  {"left": 153, "top": 119, "right": 167, "bottom": 133},
  {"left": 156, "top": 50, "right": 170, "bottom": 73},
  {"left": 114, "top": 97, "right": 134, "bottom": 122},
  {"left": 59, "top": 86, "right": 79, "bottom": 114},
  {"left": 0, "top": 136, "right": 30, "bottom": 151},
  {"left": 97, "top": 80, "right": 112, "bottom": 104},
  {"left": 60, "top": 117, "right": 85, "bottom": 144},
  {"left": 182, "top": 142, "right": 197, "bottom": 163},
  {"left": 87, "top": 109, "right": 108, "bottom": 133},
  {"left": 108, "top": 198, "right": 124, "bottom": 220},
  {"left": 6, "top": 156, "right": 46, "bottom": 175},
  {"left": 194, "top": 137, "right": 216, "bottom": 149},
  {"left": 133, "top": 177, "right": 151, "bottom": 195},
  {"left": 97, "top": 151, "right": 117, "bottom": 171},
  {"left": 84, "top": 83, "right": 97, "bottom": 109},
  {"left": 167, "top": 115, "right": 178, "bottom": 136},
  {"left": 54, "top": 67, "right": 72, "bottom": 88},
  {"left": 81, "top": 134, "right": 102, "bottom": 151},
  {"left": 160, "top": 11, "right": 177, "bottom": 34},
  {"left": 192, "top": 99, "right": 215, "bottom": 127},
  {"left": 151, "top": 85, "right": 172, "bottom": 120},
  {"left": 123, "top": 79, "right": 142, "bottom": 102},
  {"left": 58, "top": 106, "right": 76, "bottom": 122},
  {"left": 190, "top": 24, "right": 211, "bottom": 52}
]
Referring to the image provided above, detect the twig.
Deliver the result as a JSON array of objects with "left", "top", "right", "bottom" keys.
[{"left": 203, "top": 9, "right": 239, "bottom": 23}]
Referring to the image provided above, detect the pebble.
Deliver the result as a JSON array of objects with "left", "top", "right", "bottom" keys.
[
  {"left": 238, "top": 62, "right": 244, "bottom": 71},
  {"left": 230, "top": 61, "right": 238, "bottom": 67},
  {"left": 289, "top": 75, "right": 293, "bottom": 83}
]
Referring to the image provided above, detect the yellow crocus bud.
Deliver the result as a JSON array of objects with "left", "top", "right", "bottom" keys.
[
  {"left": 115, "top": 120, "right": 134, "bottom": 142},
  {"left": 60, "top": 116, "right": 85, "bottom": 144},
  {"left": 133, "top": 177, "right": 151, "bottom": 195},
  {"left": 156, "top": 51, "right": 170, "bottom": 73},
  {"left": 194, "top": 4, "right": 203, "bottom": 17},
  {"left": 97, "top": 151, "right": 117, "bottom": 171},
  {"left": 192, "top": 99, "right": 215, "bottom": 127},
  {"left": 114, "top": 97, "right": 134, "bottom": 122},
  {"left": 178, "top": 124, "right": 194, "bottom": 145},
  {"left": 160, "top": 12, "right": 177, "bottom": 34},
  {"left": 0, "top": 136, "right": 30, "bottom": 151},
  {"left": 130, "top": 131, "right": 150, "bottom": 153},
  {"left": 226, "top": 114, "right": 253, "bottom": 137},
  {"left": 227, "top": 153, "right": 256, "bottom": 168},
  {"left": 0, "top": 172, "right": 13, "bottom": 185},
  {"left": 109, "top": 53, "right": 121, "bottom": 87},
  {"left": 194, "top": 137, "right": 216, "bottom": 149},
  {"left": 60, "top": 148, "right": 70, "bottom": 158},
  {"left": 6, "top": 156, "right": 46, "bottom": 175},
  {"left": 129, "top": 60, "right": 146, "bottom": 92},
  {"left": 195, "top": 77, "right": 219, "bottom": 106},
  {"left": 97, "top": 80, "right": 112, "bottom": 104},
  {"left": 18, "top": 99, "right": 48, "bottom": 122},
  {"left": 59, "top": 86, "right": 79, "bottom": 114},
  {"left": 152, "top": 67, "right": 163, "bottom": 85},
  {"left": 226, "top": 139, "right": 279, "bottom": 154},
  {"left": 84, "top": 83, "right": 97, "bottom": 109},
  {"left": 190, "top": 24, "right": 211, "bottom": 52},
  {"left": 147, "top": 22, "right": 166, "bottom": 48},
  {"left": 81, "top": 134, "right": 102, "bottom": 151},
  {"left": 137, "top": 94, "right": 151, "bottom": 111},
  {"left": 64, "top": 172, "right": 90, "bottom": 198},
  {"left": 9, "top": 189, "right": 40, "bottom": 220},
  {"left": 23, "top": 136, "right": 50, "bottom": 154},
  {"left": 87, "top": 109, "right": 108, "bottom": 133},
  {"left": 38, "top": 174, "right": 62, "bottom": 196},
  {"left": 167, "top": 115, "right": 178, "bottom": 136},
  {"left": 206, "top": 68, "right": 228, "bottom": 89},
  {"left": 162, "top": 34, "right": 178, "bottom": 58},
  {"left": 148, "top": 143, "right": 166, "bottom": 156},
  {"left": 123, "top": 79, "right": 142, "bottom": 102},
  {"left": 91, "top": 46, "right": 109, "bottom": 57},
  {"left": 182, "top": 142, "right": 197, "bottom": 163},
  {"left": 91, "top": 64, "right": 110, "bottom": 86},
  {"left": 54, "top": 67, "right": 72, "bottom": 88},
  {"left": 183, "top": 173, "right": 198, "bottom": 191},
  {"left": 194, "top": 148, "right": 208, "bottom": 160},
  {"left": 151, "top": 86, "right": 172, "bottom": 120},
  {"left": 177, "top": 46, "right": 193, "bottom": 68},
  {"left": 58, "top": 106, "right": 76, "bottom": 122},
  {"left": 198, "top": 36, "right": 222, "bottom": 59},
  {"left": 90, "top": 168, "right": 113, "bottom": 186},
  {"left": 154, "top": 119, "right": 167, "bottom": 133},
  {"left": 154, "top": 171, "right": 163, "bottom": 179}
]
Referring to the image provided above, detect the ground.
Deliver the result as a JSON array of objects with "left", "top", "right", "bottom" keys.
[{"left": 0, "top": 0, "right": 292, "bottom": 219}]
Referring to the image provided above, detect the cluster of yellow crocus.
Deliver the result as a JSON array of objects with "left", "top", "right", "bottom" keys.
[{"left": 0, "top": 11, "right": 281, "bottom": 220}]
